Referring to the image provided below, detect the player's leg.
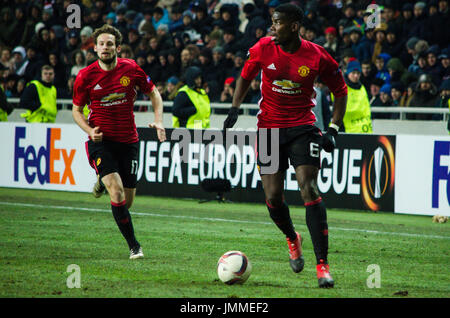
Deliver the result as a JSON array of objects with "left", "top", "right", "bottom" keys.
[
  {"left": 117, "top": 141, "right": 142, "bottom": 259},
  {"left": 287, "top": 125, "right": 333, "bottom": 287},
  {"left": 84, "top": 140, "right": 106, "bottom": 198},
  {"left": 102, "top": 172, "right": 141, "bottom": 259},
  {"left": 124, "top": 188, "right": 136, "bottom": 209},
  {"left": 257, "top": 128, "right": 304, "bottom": 273},
  {"left": 295, "top": 165, "right": 333, "bottom": 288},
  {"left": 260, "top": 171, "right": 305, "bottom": 273}
]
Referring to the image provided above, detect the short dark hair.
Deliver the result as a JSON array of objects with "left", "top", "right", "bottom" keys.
[
  {"left": 274, "top": 3, "right": 304, "bottom": 25},
  {"left": 92, "top": 24, "right": 123, "bottom": 46}
]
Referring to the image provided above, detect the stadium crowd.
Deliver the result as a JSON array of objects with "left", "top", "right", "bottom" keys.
[{"left": 0, "top": 0, "right": 449, "bottom": 119}]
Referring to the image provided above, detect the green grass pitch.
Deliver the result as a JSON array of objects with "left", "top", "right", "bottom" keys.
[{"left": 0, "top": 187, "right": 448, "bottom": 298}]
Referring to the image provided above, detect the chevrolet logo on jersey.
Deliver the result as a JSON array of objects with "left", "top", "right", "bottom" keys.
[
  {"left": 272, "top": 79, "right": 301, "bottom": 89},
  {"left": 101, "top": 92, "right": 126, "bottom": 102}
]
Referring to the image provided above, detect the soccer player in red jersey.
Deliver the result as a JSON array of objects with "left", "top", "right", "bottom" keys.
[
  {"left": 72, "top": 25, "right": 166, "bottom": 259},
  {"left": 223, "top": 4, "right": 347, "bottom": 288}
]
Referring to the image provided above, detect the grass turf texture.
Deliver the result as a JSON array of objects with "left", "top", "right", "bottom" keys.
[{"left": 0, "top": 187, "right": 448, "bottom": 298}]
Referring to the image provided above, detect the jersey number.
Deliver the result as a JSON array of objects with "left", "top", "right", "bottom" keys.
[
  {"left": 131, "top": 160, "right": 138, "bottom": 175},
  {"left": 310, "top": 142, "right": 320, "bottom": 158}
]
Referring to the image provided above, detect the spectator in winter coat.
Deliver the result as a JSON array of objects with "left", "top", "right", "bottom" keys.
[{"left": 409, "top": 74, "right": 439, "bottom": 120}]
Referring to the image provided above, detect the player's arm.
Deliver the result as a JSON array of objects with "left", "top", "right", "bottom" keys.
[
  {"left": 72, "top": 104, "right": 103, "bottom": 142},
  {"left": 146, "top": 87, "right": 166, "bottom": 142}
]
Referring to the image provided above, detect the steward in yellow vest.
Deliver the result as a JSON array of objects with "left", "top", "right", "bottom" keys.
[
  {"left": 20, "top": 65, "right": 57, "bottom": 123},
  {"left": 172, "top": 66, "right": 211, "bottom": 129},
  {"left": 343, "top": 60, "right": 373, "bottom": 133}
]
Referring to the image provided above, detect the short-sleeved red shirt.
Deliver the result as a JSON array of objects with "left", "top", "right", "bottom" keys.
[
  {"left": 241, "top": 37, "right": 347, "bottom": 128},
  {"left": 73, "top": 58, "right": 154, "bottom": 143}
]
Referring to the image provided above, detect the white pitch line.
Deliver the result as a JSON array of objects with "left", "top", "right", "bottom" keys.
[{"left": 1, "top": 201, "right": 449, "bottom": 240}]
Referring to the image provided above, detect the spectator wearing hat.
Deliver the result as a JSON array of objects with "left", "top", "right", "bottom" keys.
[
  {"left": 426, "top": 46, "right": 444, "bottom": 86},
  {"left": 105, "top": 12, "right": 117, "bottom": 26},
  {"left": 391, "top": 81, "right": 408, "bottom": 107},
  {"left": 220, "top": 76, "right": 235, "bottom": 103},
  {"left": 0, "top": 7, "right": 18, "bottom": 48},
  {"left": 244, "top": 74, "right": 262, "bottom": 107},
  {"left": 371, "top": 23, "right": 388, "bottom": 64},
  {"left": 192, "top": 1, "right": 214, "bottom": 37},
  {"left": 343, "top": 59, "right": 373, "bottom": 133},
  {"left": 373, "top": 83, "right": 398, "bottom": 119},
  {"left": 435, "top": 78, "right": 450, "bottom": 124},
  {"left": 215, "top": 3, "right": 240, "bottom": 34},
  {"left": 409, "top": 74, "right": 439, "bottom": 120},
  {"left": 166, "top": 76, "right": 182, "bottom": 101},
  {"left": 80, "top": 26, "right": 95, "bottom": 54},
  {"left": 23, "top": 45, "right": 44, "bottom": 83},
  {"left": 48, "top": 51, "right": 67, "bottom": 90},
  {"left": 438, "top": 48, "right": 450, "bottom": 81},
  {"left": 152, "top": 7, "right": 170, "bottom": 31},
  {"left": 63, "top": 29, "right": 79, "bottom": 55},
  {"left": 227, "top": 51, "right": 246, "bottom": 80},
  {"left": 172, "top": 66, "right": 211, "bottom": 129},
  {"left": 409, "top": 2, "right": 431, "bottom": 40},
  {"left": 348, "top": 26, "right": 370, "bottom": 63},
  {"left": 384, "top": 26, "right": 404, "bottom": 59},
  {"left": 323, "top": 27, "right": 339, "bottom": 59},
  {"left": 157, "top": 24, "right": 173, "bottom": 52},
  {"left": 375, "top": 53, "right": 391, "bottom": 84},
  {"left": 426, "top": 1, "right": 447, "bottom": 48},
  {"left": 240, "top": 1, "right": 267, "bottom": 50},
  {"left": 369, "top": 77, "right": 385, "bottom": 105},
  {"left": 168, "top": 6, "right": 184, "bottom": 34},
  {"left": 222, "top": 28, "right": 242, "bottom": 59},
  {"left": 87, "top": 7, "right": 104, "bottom": 29},
  {"left": 19, "top": 5, "right": 41, "bottom": 48},
  {"left": 11, "top": 46, "right": 27, "bottom": 76},
  {"left": 399, "top": 3, "right": 415, "bottom": 41},
  {"left": 386, "top": 57, "right": 416, "bottom": 87},
  {"left": 409, "top": 51, "right": 428, "bottom": 77}
]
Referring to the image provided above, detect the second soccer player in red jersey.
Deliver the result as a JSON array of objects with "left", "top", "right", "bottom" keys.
[
  {"left": 72, "top": 25, "right": 166, "bottom": 259},
  {"left": 223, "top": 4, "right": 348, "bottom": 288}
]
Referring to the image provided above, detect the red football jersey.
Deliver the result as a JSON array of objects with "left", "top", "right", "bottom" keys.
[
  {"left": 73, "top": 58, "right": 155, "bottom": 143},
  {"left": 241, "top": 37, "right": 347, "bottom": 128}
]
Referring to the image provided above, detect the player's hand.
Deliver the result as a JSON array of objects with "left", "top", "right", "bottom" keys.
[
  {"left": 149, "top": 122, "right": 166, "bottom": 142},
  {"left": 223, "top": 107, "right": 239, "bottom": 129},
  {"left": 321, "top": 126, "right": 338, "bottom": 153},
  {"left": 90, "top": 126, "right": 103, "bottom": 143}
]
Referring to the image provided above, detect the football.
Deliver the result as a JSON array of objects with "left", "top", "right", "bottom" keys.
[{"left": 217, "top": 251, "right": 252, "bottom": 285}]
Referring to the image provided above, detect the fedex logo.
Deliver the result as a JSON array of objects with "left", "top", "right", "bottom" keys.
[
  {"left": 14, "top": 127, "right": 76, "bottom": 185},
  {"left": 432, "top": 141, "right": 450, "bottom": 209}
]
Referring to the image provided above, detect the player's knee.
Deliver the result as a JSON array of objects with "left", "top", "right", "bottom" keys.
[
  {"left": 108, "top": 186, "right": 125, "bottom": 203},
  {"left": 299, "top": 179, "right": 320, "bottom": 202},
  {"left": 126, "top": 200, "right": 133, "bottom": 209},
  {"left": 266, "top": 194, "right": 284, "bottom": 208}
]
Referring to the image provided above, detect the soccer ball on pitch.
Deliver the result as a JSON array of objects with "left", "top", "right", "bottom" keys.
[{"left": 217, "top": 251, "right": 252, "bottom": 285}]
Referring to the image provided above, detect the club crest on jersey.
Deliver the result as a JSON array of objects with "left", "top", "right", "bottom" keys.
[
  {"left": 120, "top": 76, "right": 130, "bottom": 86},
  {"left": 298, "top": 65, "right": 310, "bottom": 77},
  {"left": 96, "top": 157, "right": 101, "bottom": 166}
]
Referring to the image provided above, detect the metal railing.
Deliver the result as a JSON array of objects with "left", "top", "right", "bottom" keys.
[{"left": 6, "top": 98, "right": 449, "bottom": 121}]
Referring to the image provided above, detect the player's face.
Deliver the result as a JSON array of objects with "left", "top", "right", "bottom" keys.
[
  {"left": 95, "top": 33, "right": 119, "bottom": 65},
  {"left": 270, "top": 12, "right": 297, "bottom": 45}
]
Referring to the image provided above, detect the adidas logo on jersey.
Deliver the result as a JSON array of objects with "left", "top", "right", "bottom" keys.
[
  {"left": 94, "top": 84, "right": 102, "bottom": 90},
  {"left": 267, "top": 63, "right": 276, "bottom": 70}
]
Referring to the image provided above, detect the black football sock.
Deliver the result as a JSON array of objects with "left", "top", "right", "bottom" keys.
[
  {"left": 266, "top": 200, "right": 297, "bottom": 241},
  {"left": 305, "top": 197, "right": 329, "bottom": 264},
  {"left": 111, "top": 200, "right": 139, "bottom": 250}
]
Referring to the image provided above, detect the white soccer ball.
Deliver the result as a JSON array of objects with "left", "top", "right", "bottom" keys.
[{"left": 217, "top": 251, "right": 252, "bottom": 285}]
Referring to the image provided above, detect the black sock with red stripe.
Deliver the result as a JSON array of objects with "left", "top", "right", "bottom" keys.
[
  {"left": 111, "top": 200, "right": 139, "bottom": 250},
  {"left": 305, "top": 197, "right": 329, "bottom": 264},
  {"left": 266, "top": 200, "right": 297, "bottom": 241}
]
